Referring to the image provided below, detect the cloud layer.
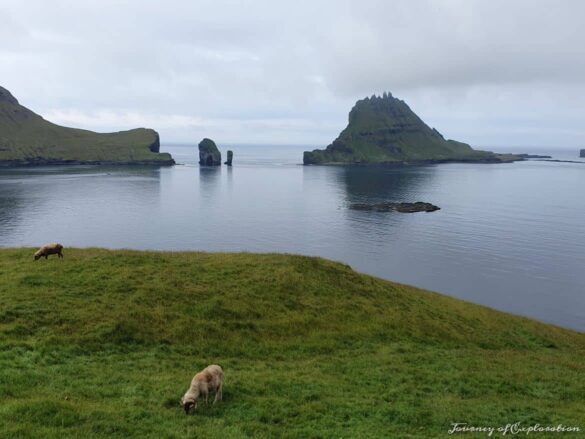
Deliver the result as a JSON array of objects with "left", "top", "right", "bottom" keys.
[{"left": 1, "top": 0, "right": 584, "bottom": 148}]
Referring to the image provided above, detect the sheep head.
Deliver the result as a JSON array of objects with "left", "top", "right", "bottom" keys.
[{"left": 181, "top": 396, "right": 197, "bottom": 414}]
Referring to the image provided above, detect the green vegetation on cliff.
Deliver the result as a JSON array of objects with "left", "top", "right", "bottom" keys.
[
  {"left": 0, "top": 249, "right": 583, "bottom": 438},
  {"left": 0, "top": 86, "right": 174, "bottom": 166},
  {"left": 304, "top": 93, "right": 514, "bottom": 165}
]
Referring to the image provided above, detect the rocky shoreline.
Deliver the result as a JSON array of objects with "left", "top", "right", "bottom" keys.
[
  {"left": 304, "top": 152, "right": 558, "bottom": 167},
  {"left": 305, "top": 155, "right": 524, "bottom": 167}
]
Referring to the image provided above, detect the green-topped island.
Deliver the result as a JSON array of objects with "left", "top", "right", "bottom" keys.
[
  {"left": 0, "top": 86, "right": 174, "bottom": 166},
  {"left": 304, "top": 93, "right": 520, "bottom": 165}
]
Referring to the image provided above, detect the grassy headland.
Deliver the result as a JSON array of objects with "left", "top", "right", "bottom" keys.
[
  {"left": 0, "top": 248, "right": 583, "bottom": 438},
  {"left": 0, "top": 86, "right": 174, "bottom": 166}
]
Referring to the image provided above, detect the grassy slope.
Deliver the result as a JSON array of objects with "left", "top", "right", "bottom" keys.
[
  {"left": 304, "top": 95, "right": 503, "bottom": 165},
  {"left": 0, "top": 94, "right": 173, "bottom": 165},
  {"left": 0, "top": 249, "right": 583, "bottom": 438}
]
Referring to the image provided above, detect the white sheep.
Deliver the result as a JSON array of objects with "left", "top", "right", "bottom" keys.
[
  {"left": 34, "top": 243, "right": 64, "bottom": 261},
  {"left": 180, "top": 364, "right": 224, "bottom": 414}
]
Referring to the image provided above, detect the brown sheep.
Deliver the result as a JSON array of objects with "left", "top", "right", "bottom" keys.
[
  {"left": 180, "top": 364, "right": 224, "bottom": 414},
  {"left": 34, "top": 243, "right": 64, "bottom": 261}
]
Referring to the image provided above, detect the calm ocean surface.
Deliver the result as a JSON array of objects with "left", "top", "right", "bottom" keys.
[{"left": 1, "top": 144, "right": 584, "bottom": 331}]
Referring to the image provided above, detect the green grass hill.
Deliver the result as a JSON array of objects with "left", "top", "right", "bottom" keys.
[
  {"left": 0, "top": 249, "right": 583, "bottom": 438},
  {"left": 0, "top": 86, "right": 174, "bottom": 166},
  {"left": 304, "top": 93, "right": 518, "bottom": 165}
]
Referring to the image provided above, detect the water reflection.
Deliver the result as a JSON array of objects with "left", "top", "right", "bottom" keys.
[
  {"left": 332, "top": 165, "right": 440, "bottom": 238},
  {"left": 0, "top": 165, "right": 162, "bottom": 248},
  {"left": 226, "top": 166, "right": 233, "bottom": 192},
  {"left": 0, "top": 180, "right": 26, "bottom": 234},
  {"left": 338, "top": 165, "right": 436, "bottom": 204},
  {"left": 198, "top": 166, "right": 222, "bottom": 202}
]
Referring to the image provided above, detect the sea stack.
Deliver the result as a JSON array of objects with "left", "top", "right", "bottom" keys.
[
  {"left": 198, "top": 138, "right": 221, "bottom": 166},
  {"left": 580, "top": 149, "right": 585, "bottom": 158},
  {"left": 224, "top": 150, "right": 233, "bottom": 166}
]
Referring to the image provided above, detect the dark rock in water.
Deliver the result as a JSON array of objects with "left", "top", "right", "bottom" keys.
[
  {"left": 224, "top": 150, "right": 233, "bottom": 166},
  {"left": 350, "top": 201, "right": 440, "bottom": 213},
  {"left": 580, "top": 149, "right": 585, "bottom": 158},
  {"left": 198, "top": 138, "right": 221, "bottom": 166},
  {"left": 394, "top": 202, "right": 441, "bottom": 213}
]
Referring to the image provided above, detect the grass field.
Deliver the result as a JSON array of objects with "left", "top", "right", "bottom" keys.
[{"left": 0, "top": 249, "right": 583, "bottom": 438}]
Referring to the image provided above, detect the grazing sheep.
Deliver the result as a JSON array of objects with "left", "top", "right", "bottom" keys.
[
  {"left": 181, "top": 364, "right": 224, "bottom": 414},
  {"left": 34, "top": 243, "right": 64, "bottom": 261}
]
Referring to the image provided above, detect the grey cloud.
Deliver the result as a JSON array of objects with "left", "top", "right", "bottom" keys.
[
  {"left": 317, "top": 0, "right": 585, "bottom": 95},
  {"left": 0, "top": 0, "right": 584, "bottom": 147}
]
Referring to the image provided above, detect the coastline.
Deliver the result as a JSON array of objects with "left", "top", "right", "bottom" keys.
[
  {"left": 301, "top": 156, "right": 525, "bottom": 166},
  {"left": 0, "top": 157, "right": 176, "bottom": 167}
]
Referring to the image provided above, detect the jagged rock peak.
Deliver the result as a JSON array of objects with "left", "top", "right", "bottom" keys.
[{"left": 363, "top": 91, "right": 394, "bottom": 101}]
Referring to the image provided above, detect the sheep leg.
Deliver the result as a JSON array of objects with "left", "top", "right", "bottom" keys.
[
  {"left": 45, "top": 255, "right": 48, "bottom": 260},
  {"left": 214, "top": 384, "right": 222, "bottom": 403}
]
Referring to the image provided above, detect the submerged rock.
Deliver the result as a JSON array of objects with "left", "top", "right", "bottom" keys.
[
  {"left": 198, "top": 138, "right": 221, "bottom": 166},
  {"left": 350, "top": 201, "right": 440, "bottom": 213},
  {"left": 224, "top": 150, "right": 233, "bottom": 166}
]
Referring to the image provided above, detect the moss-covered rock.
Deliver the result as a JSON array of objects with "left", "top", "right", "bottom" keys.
[{"left": 198, "top": 138, "right": 222, "bottom": 166}]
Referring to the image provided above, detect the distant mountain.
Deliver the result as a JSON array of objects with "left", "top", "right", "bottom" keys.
[
  {"left": 304, "top": 92, "right": 516, "bottom": 165},
  {"left": 0, "top": 86, "right": 174, "bottom": 166}
]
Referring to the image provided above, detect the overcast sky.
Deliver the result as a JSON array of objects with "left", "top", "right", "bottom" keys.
[{"left": 1, "top": 0, "right": 584, "bottom": 148}]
